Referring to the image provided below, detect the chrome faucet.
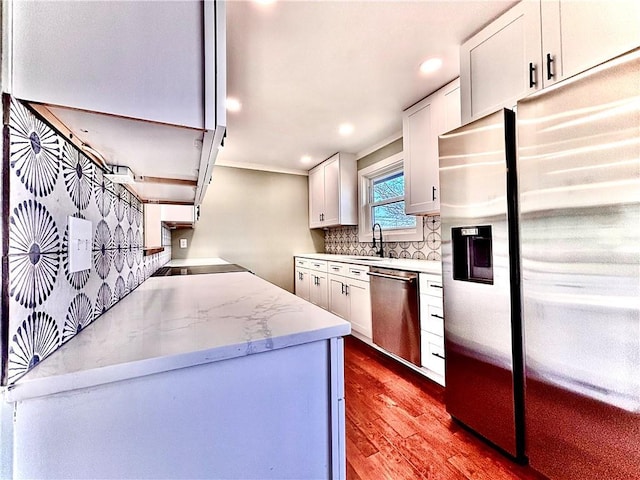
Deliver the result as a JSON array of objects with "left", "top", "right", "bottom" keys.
[{"left": 372, "top": 223, "right": 384, "bottom": 258}]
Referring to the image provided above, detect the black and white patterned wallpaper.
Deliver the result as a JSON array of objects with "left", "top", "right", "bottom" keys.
[
  {"left": 4, "top": 98, "right": 171, "bottom": 384},
  {"left": 324, "top": 216, "right": 442, "bottom": 260}
]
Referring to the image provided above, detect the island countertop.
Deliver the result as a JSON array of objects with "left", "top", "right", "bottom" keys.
[{"left": 6, "top": 269, "right": 351, "bottom": 403}]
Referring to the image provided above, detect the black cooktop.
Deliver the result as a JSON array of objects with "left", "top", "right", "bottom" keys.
[{"left": 151, "top": 264, "right": 250, "bottom": 277}]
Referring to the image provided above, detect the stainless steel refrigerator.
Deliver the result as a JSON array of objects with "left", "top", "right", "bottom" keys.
[
  {"left": 439, "top": 49, "right": 639, "bottom": 479},
  {"left": 439, "top": 108, "right": 525, "bottom": 461}
]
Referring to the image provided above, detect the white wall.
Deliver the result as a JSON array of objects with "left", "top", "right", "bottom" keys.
[{"left": 171, "top": 166, "right": 324, "bottom": 292}]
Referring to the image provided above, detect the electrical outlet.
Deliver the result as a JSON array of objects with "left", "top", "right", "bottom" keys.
[
  {"left": 69, "top": 216, "right": 92, "bottom": 272},
  {"left": 180, "top": 238, "right": 187, "bottom": 249}
]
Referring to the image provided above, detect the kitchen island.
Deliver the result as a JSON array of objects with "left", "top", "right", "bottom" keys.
[{"left": 5, "top": 262, "right": 350, "bottom": 479}]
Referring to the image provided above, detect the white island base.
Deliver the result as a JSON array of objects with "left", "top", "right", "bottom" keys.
[
  {"left": 7, "top": 269, "right": 349, "bottom": 479},
  {"left": 13, "top": 337, "right": 345, "bottom": 479}
]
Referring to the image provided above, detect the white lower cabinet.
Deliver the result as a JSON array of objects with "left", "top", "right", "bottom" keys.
[
  {"left": 329, "top": 276, "right": 350, "bottom": 319},
  {"left": 295, "top": 269, "right": 310, "bottom": 302},
  {"left": 296, "top": 258, "right": 446, "bottom": 385},
  {"left": 328, "top": 263, "right": 372, "bottom": 339},
  {"left": 419, "top": 273, "right": 445, "bottom": 386},
  {"left": 346, "top": 277, "right": 372, "bottom": 339},
  {"left": 308, "top": 261, "right": 329, "bottom": 310},
  {"left": 297, "top": 258, "right": 372, "bottom": 339}
]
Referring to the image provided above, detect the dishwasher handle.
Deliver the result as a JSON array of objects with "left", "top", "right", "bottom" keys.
[{"left": 367, "top": 271, "right": 416, "bottom": 283}]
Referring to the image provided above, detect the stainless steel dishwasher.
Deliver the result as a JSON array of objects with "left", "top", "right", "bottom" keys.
[{"left": 368, "top": 267, "right": 421, "bottom": 366}]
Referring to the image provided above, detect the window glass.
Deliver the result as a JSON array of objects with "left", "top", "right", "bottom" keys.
[
  {"left": 372, "top": 171, "right": 404, "bottom": 202},
  {"left": 372, "top": 201, "right": 415, "bottom": 229},
  {"left": 370, "top": 169, "right": 416, "bottom": 230}
]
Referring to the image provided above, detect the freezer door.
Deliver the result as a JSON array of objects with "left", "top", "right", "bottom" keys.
[
  {"left": 517, "top": 50, "right": 640, "bottom": 480},
  {"left": 439, "top": 109, "right": 524, "bottom": 459}
]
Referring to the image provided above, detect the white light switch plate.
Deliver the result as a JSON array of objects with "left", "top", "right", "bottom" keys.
[
  {"left": 69, "top": 216, "right": 92, "bottom": 272},
  {"left": 180, "top": 238, "right": 187, "bottom": 249}
]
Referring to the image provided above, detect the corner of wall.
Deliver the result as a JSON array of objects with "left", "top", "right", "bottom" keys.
[{"left": 1, "top": 98, "right": 169, "bottom": 385}]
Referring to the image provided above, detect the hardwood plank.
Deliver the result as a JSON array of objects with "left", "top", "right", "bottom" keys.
[
  {"left": 344, "top": 336, "right": 548, "bottom": 480},
  {"left": 346, "top": 412, "right": 379, "bottom": 458}
]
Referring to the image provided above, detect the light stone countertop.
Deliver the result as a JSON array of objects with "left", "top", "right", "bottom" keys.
[
  {"left": 6, "top": 270, "right": 350, "bottom": 402},
  {"left": 295, "top": 253, "right": 442, "bottom": 275},
  {"left": 165, "top": 257, "right": 230, "bottom": 267}
]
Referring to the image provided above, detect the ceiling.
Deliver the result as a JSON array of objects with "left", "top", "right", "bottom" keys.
[{"left": 215, "top": 0, "right": 517, "bottom": 175}]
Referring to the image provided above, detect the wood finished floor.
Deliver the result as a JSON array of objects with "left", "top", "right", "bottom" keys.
[{"left": 344, "top": 336, "right": 548, "bottom": 480}]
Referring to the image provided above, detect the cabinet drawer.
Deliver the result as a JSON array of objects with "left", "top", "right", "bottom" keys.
[
  {"left": 308, "top": 260, "right": 328, "bottom": 273},
  {"left": 328, "top": 262, "right": 347, "bottom": 276},
  {"left": 295, "top": 257, "right": 310, "bottom": 268},
  {"left": 421, "top": 303, "right": 444, "bottom": 337},
  {"left": 421, "top": 292, "right": 443, "bottom": 309},
  {"left": 419, "top": 273, "right": 443, "bottom": 297},
  {"left": 421, "top": 332, "right": 445, "bottom": 375},
  {"left": 346, "top": 265, "right": 369, "bottom": 282}
]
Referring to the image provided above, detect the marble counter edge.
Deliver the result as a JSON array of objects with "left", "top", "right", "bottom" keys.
[
  {"left": 5, "top": 323, "right": 350, "bottom": 403},
  {"left": 295, "top": 253, "right": 442, "bottom": 274}
]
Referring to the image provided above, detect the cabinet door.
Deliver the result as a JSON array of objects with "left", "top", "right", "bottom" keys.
[
  {"left": 347, "top": 279, "right": 372, "bottom": 339},
  {"left": 309, "top": 273, "right": 329, "bottom": 310},
  {"left": 328, "top": 276, "right": 349, "bottom": 319},
  {"left": 460, "top": 0, "right": 542, "bottom": 124},
  {"left": 295, "top": 268, "right": 310, "bottom": 302},
  {"left": 143, "top": 204, "right": 162, "bottom": 248},
  {"left": 161, "top": 205, "right": 195, "bottom": 223},
  {"left": 308, "top": 167, "right": 325, "bottom": 228},
  {"left": 404, "top": 98, "right": 439, "bottom": 215},
  {"left": 441, "top": 79, "right": 461, "bottom": 135},
  {"left": 322, "top": 156, "right": 341, "bottom": 226},
  {"left": 541, "top": 0, "right": 640, "bottom": 87},
  {"left": 12, "top": 1, "right": 205, "bottom": 129}
]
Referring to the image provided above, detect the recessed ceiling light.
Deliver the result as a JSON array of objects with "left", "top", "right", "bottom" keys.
[
  {"left": 301, "top": 155, "right": 312, "bottom": 164},
  {"left": 226, "top": 97, "right": 242, "bottom": 112},
  {"left": 419, "top": 58, "right": 443, "bottom": 74},
  {"left": 254, "top": 0, "right": 276, "bottom": 5},
  {"left": 339, "top": 123, "right": 354, "bottom": 136}
]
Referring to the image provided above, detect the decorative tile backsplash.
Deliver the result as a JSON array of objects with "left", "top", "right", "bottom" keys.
[
  {"left": 324, "top": 216, "right": 442, "bottom": 260},
  {"left": 3, "top": 98, "right": 171, "bottom": 384}
]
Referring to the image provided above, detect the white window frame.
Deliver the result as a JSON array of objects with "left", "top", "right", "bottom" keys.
[{"left": 357, "top": 152, "right": 423, "bottom": 243}]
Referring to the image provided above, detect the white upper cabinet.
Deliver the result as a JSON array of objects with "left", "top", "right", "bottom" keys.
[
  {"left": 460, "top": 0, "right": 541, "bottom": 124},
  {"left": 308, "top": 153, "right": 357, "bottom": 229},
  {"left": 10, "top": 1, "right": 223, "bottom": 131},
  {"left": 8, "top": 1, "right": 226, "bottom": 207},
  {"left": 540, "top": 0, "right": 640, "bottom": 87},
  {"left": 461, "top": 0, "right": 640, "bottom": 124},
  {"left": 403, "top": 78, "right": 461, "bottom": 215}
]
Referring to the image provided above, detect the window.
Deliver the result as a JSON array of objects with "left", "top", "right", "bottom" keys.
[{"left": 358, "top": 152, "right": 423, "bottom": 243}]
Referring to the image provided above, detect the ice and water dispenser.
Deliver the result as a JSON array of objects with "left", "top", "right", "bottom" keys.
[{"left": 452, "top": 226, "right": 493, "bottom": 284}]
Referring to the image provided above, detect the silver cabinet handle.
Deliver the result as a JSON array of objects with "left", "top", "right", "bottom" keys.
[{"left": 367, "top": 271, "right": 415, "bottom": 283}]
